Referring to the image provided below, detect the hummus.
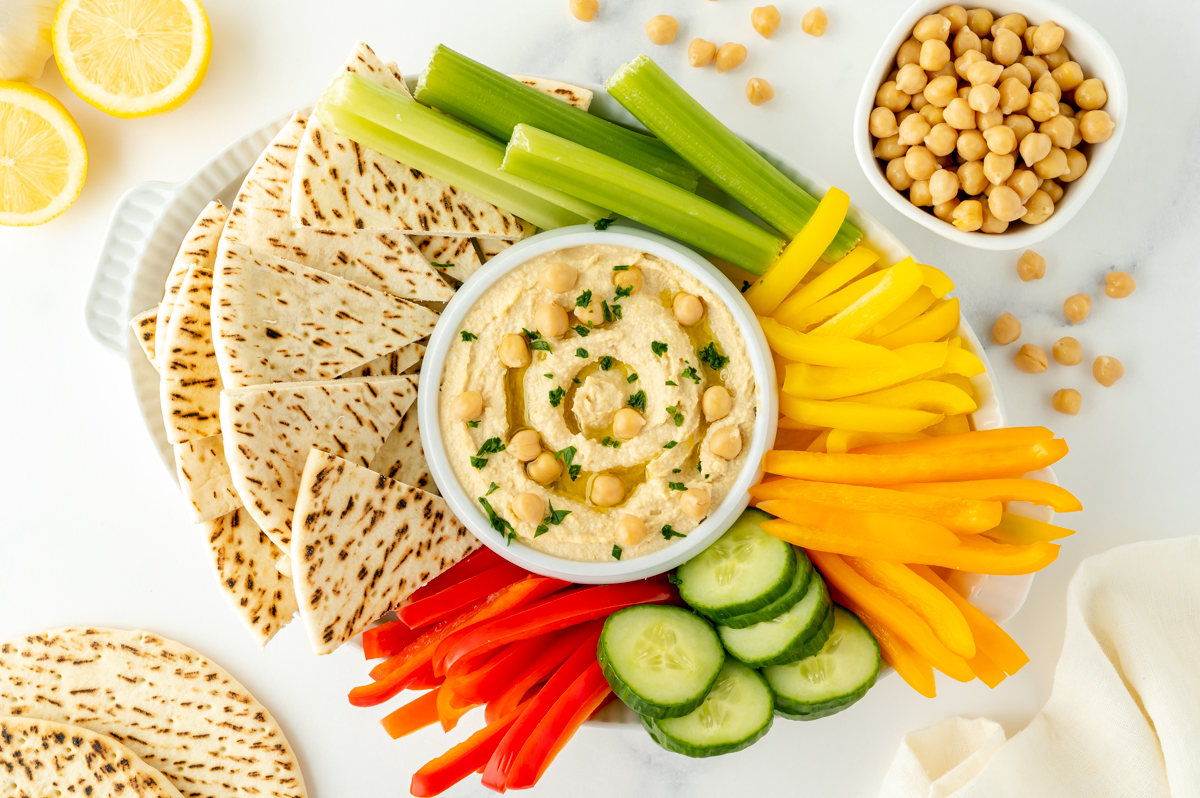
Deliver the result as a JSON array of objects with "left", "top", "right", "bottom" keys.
[{"left": 439, "top": 244, "right": 759, "bottom": 562}]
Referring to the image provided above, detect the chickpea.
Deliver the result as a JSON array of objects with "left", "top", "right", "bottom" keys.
[
  {"left": 924, "top": 122, "right": 958, "bottom": 156},
  {"left": 1093, "top": 356, "right": 1124, "bottom": 387},
  {"left": 983, "top": 152, "right": 1015, "bottom": 185},
  {"left": 982, "top": 124, "right": 1016, "bottom": 155},
  {"left": 909, "top": 179, "right": 933, "bottom": 206},
  {"left": 1006, "top": 113, "right": 1035, "bottom": 142},
  {"left": 1019, "top": 132, "right": 1052, "bottom": 167},
  {"left": 904, "top": 145, "right": 938, "bottom": 180},
  {"left": 1022, "top": 190, "right": 1055, "bottom": 224},
  {"left": 1079, "top": 110, "right": 1114, "bottom": 143},
  {"left": 591, "top": 474, "right": 624, "bottom": 506},
  {"left": 982, "top": 181, "right": 996, "bottom": 198},
  {"left": 1053, "top": 336, "right": 1082, "bottom": 365},
  {"left": 953, "top": 28, "right": 981, "bottom": 57},
  {"left": 975, "top": 107, "right": 1001, "bottom": 131},
  {"left": 1063, "top": 293, "right": 1091, "bottom": 324},
  {"left": 1058, "top": 101, "right": 1074, "bottom": 118},
  {"left": 958, "top": 160, "right": 987, "bottom": 194},
  {"left": 979, "top": 38, "right": 993, "bottom": 60},
  {"left": 1044, "top": 45, "right": 1071, "bottom": 70},
  {"left": 1067, "top": 115, "right": 1084, "bottom": 147},
  {"left": 1033, "top": 147, "right": 1069, "bottom": 180},
  {"left": 1052, "top": 388, "right": 1082, "bottom": 415},
  {"left": 703, "top": 386, "right": 733, "bottom": 421},
  {"left": 752, "top": 5, "right": 781, "bottom": 38},
  {"left": 920, "top": 103, "right": 946, "bottom": 126},
  {"left": 1027, "top": 91, "right": 1059, "bottom": 123},
  {"left": 1000, "top": 63, "right": 1032, "bottom": 89},
  {"left": 1031, "top": 20, "right": 1064, "bottom": 55},
  {"left": 1014, "top": 343, "right": 1048, "bottom": 373},
  {"left": 1042, "top": 178, "right": 1064, "bottom": 202},
  {"left": 1051, "top": 61, "right": 1084, "bottom": 93},
  {"left": 535, "top": 302, "right": 569, "bottom": 337},
  {"left": 1039, "top": 115, "right": 1074, "bottom": 149},
  {"left": 944, "top": 97, "right": 977, "bottom": 129},
  {"left": 688, "top": 38, "right": 718, "bottom": 67},
  {"left": 1017, "top": 249, "right": 1046, "bottom": 280},
  {"left": 1033, "top": 72, "right": 1062, "bottom": 101},
  {"left": 912, "top": 91, "right": 932, "bottom": 112},
  {"left": 978, "top": 201, "right": 1006, "bottom": 233},
  {"left": 989, "top": 185, "right": 1027, "bottom": 222},
  {"left": 708, "top": 425, "right": 743, "bottom": 460},
  {"left": 923, "top": 75, "right": 958, "bottom": 107},
  {"left": 527, "top": 451, "right": 563, "bottom": 483},
  {"left": 570, "top": 0, "right": 599, "bottom": 22},
  {"left": 934, "top": 197, "right": 961, "bottom": 221},
  {"left": 898, "top": 112, "right": 932, "bottom": 146},
  {"left": 499, "top": 333, "right": 531, "bottom": 368},
  {"left": 1105, "top": 271, "right": 1136, "bottom": 298},
  {"left": 966, "top": 7, "right": 993, "bottom": 37},
  {"left": 955, "top": 49, "right": 987, "bottom": 80},
  {"left": 990, "top": 311, "right": 1021, "bottom": 345},
  {"left": 540, "top": 262, "right": 578, "bottom": 293},
  {"left": 914, "top": 13, "right": 950, "bottom": 42},
  {"left": 920, "top": 38, "right": 953, "bottom": 71},
  {"left": 802, "top": 6, "right": 828, "bottom": 36},
  {"left": 613, "top": 265, "right": 643, "bottom": 294},
  {"left": 929, "top": 168, "right": 960, "bottom": 205},
  {"left": 873, "top": 135, "right": 909, "bottom": 160},
  {"left": 450, "top": 391, "right": 484, "bottom": 422},
  {"left": 746, "top": 78, "right": 775, "bottom": 106},
  {"left": 616, "top": 514, "right": 649, "bottom": 547},
  {"left": 895, "top": 64, "right": 928, "bottom": 95},
  {"left": 613, "top": 407, "right": 646, "bottom": 439},
  {"left": 957, "top": 129, "right": 987, "bottom": 160},
  {"left": 673, "top": 292, "right": 705, "bottom": 326},
  {"left": 896, "top": 108, "right": 917, "bottom": 125},
  {"left": 716, "top": 42, "right": 748, "bottom": 73},
  {"left": 939, "top": 5, "right": 968, "bottom": 32},
  {"left": 512, "top": 492, "right": 545, "bottom": 525},
  {"left": 645, "top": 14, "right": 678, "bottom": 45},
  {"left": 1021, "top": 55, "right": 1049, "bottom": 82},
  {"left": 896, "top": 38, "right": 922, "bottom": 69},
  {"left": 966, "top": 60, "right": 1002, "bottom": 87},
  {"left": 509, "top": 429, "right": 542, "bottom": 462},
  {"left": 681, "top": 487, "right": 712, "bottom": 519},
  {"left": 957, "top": 85, "right": 972, "bottom": 101},
  {"left": 1023, "top": 24, "right": 1039, "bottom": 52},
  {"left": 968, "top": 84, "right": 1001, "bottom": 114},
  {"left": 992, "top": 29, "right": 1023, "bottom": 66},
  {"left": 886, "top": 157, "right": 915, "bottom": 190},
  {"left": 1007, "top": 168, "right": 1039, "bottom": 202},
  {"left": 996, "top": 77, "right": 1030, "bottom": 115},
  {"left": 1074, "top": 78, "right": 1107, "bottom": 111},
  {"left": 950, "top": 199, "right": 983, "bottom": 231}
]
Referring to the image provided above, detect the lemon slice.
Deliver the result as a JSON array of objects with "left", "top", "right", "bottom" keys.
[
  {"left": 53, "top": 0, "right": 211, "bottom": 118},
  {"left": 0, "top": 81, "right": 87, "bottom": 226}
]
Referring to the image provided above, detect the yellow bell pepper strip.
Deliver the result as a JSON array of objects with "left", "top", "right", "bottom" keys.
[
  {"left": 844, "top": 380, "right": 978, "bottom": 415},
  {"left": 780, "top": 393, "right": 943, "bottom": 433},
  {"left": 850, "top": 426, "right": 1055, "bottom": 456},
  {"left": 759, "top": 315, "right": 903, "bottom": 368},
  {"left": 826, "top": 430, "right": 928, "bottom": 454},
  {"left": 920, "top": 534, "right": 1061, "bottom": 575},
  {"left": 982, "top": 512, "right": 1076, "bottom": 545},
  {"left": 912, "top": 565, "right": 1030, "bottom": 675},
  {"left": 874, "top": 296, "right": 961, "bottom": 349},
  {"left": 773, "top": 245, "right": 879, "bottom": 322},
  {"left": 745, "top": 187, "right": 850, "bottom": 315},
  {"left": 812, "top": 259, "right": 925, "bottom": 339},
  {"left": 924, "top": 414, "right": 971, "bottom": 436},
  {"left": 831, "top": 586, "right": 937, "bottom": 697},
  {"left": 783, "top": 341, "right": 949, "bottom": 400},
  {"left": 914, "top": 347, "right": 985, "bottom": 381},
  {"left": 864, "top": 286, "right": 938, "bottom": 340},
  {"left": 750, "top": 479, "right": 1002, "bottom": 534},
  {"left": 892, "top": 478, "right": 1082, "bottom": 512},
  {"left": 763, "top": 438, "right": 1070, "bottom": 484},
  {"left": 967, "top": 648, "right": 1007, "bottom": 688},
  {"left": 939, "top": 372, "right": 978, "bottom": 402},
  {"left": 776, "top": 270, "right": 888, "bottom": 330},
  {"left": 843, "top": 557, "right": 976, "bottom": 658},
  {"left": 762, "top": 517, "right": 955, "bottom": 564},
  {"left": 917, "top": 264, "right": 955, "bottom": 298},
  {"left": 808, "top": 550, "right": 975, "bottom": 681},
  {"left": 757, "top": 497, "right": 961, "bottom": 551}
]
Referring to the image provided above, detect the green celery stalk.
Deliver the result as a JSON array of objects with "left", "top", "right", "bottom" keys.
[
  {"left": 324, "top": 73, "right": 608, "bottom": 223},
  {"left": 503, "top": 124, "right": 784, "bottom": 275},
  {"left": 605, "top": 56, "right": 863, "bottom": 261},
  {"left": 415, "top": 45, "right": 700, "bottom": 191}
]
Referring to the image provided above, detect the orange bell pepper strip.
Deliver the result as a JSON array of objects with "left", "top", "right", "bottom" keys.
[
  {"left": 362, "top": 618, "right": 418, "bottom": 661},
  {"left": 808, "top": 550, "right": 974, "bottom": 681},
  {"left": 982, "top": 513, "right": 1076, "bottom": 545},
  {"left": 484, "top": 621, "right": 603, "bottom": 724},
  {"left": 436, "top": 683, "right": 481, "bottom": 732},
  {"left": 410, "top": 700, "right": 532, "bottom": 798},
  {"left": 831, "top": 587, "right": 936, "bottom": 698},
  {"left": 763, "top": 439, "right": 1069, "bottom": 485},
  {"left": 892, "top": 478, "right": 1082, "bottom": 512},
  {"left": 772, "top": 245, "right": 879, "bottom": 323},
  {"left": 760, "top": 516, "right": 955, "bottom": 563},
  {"left": 872, "top": 296, "right": 962, "bottom": 349},
  {"left": 757, "top": 497, "right": 960, "bottom": 552},
  {"left": 850, "top": 426, "right": 1054, "bottom": 456},
  {"left": 911, "top": 565, "right": 1029, "bottom": 676},
  {"left": 920, "top": 534, "right": 1060, "bottom": 575},
  {"left": 843, "top": 557, "right": 975, "bottom": 658},
  {"left": 967, "top": 648, "right": 1007, "bottom": 688},
  {"left": 750, "top": 479, "right": 1002, "bottom": 534},
  {"left": 380, "top": 687, "right": 441, "bottom": 740}
]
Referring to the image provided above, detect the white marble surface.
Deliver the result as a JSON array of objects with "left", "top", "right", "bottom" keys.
[{"left": 1, "top": 1, "right": 1197, "bottom": 796}]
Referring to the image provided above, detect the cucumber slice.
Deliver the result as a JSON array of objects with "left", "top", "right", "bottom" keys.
[
  {"left": 717, "top": 573, "right": 832, "bottom": 668},
  {"left": 599, "top": 605, "right": 725, "bottom": 719},
  {"left": 717, "top": 547, "right": 813, "bottom": 629},
  {"left": 642, "top": 659, "right": 773, "bottom": 758},
  {"left": 765, "top": 605, "right": 881, "bottom": 721},
  {"left": 676, "top": 508, "right": 796, "bottom": 621}
]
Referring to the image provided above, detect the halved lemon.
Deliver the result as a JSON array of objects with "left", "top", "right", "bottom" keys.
[
  {"left": 0, "top": 82, "right": 88, "bottom": 227},
  {"left": 53, "top": 0, "right": 212, "bottom": 118}
]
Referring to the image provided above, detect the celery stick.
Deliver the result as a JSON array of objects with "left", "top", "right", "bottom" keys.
[
  {"left": 325, "top": 73, "right": 608, "bottom": 223},
  {"left": 316, "top": 103, "right": 585, "bottom": 231},
  {"left": 415, "top": 45, "right": 700, "bottom": 191},
  {"left": 503, "top": 125, "right": 784, "bottom": 275},
  {"left": 605, "top": 56, "right": 863, "bottom": 261}
]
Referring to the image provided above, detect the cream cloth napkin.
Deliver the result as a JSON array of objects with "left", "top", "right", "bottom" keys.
[{"left": 877, "top": 536, "right": 1200, "bottom": 798}]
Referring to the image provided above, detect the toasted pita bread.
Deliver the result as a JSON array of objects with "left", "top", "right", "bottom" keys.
[
  {"left": 202, "top": 507, "right": 299, "bottom": 645},
  {"left": 342, "top": 342, "right": 425, "bottom": 378},
  {"left": 210, "top": 241, "right": 438, "bottom": 387},
  {"left": 154, "top": 201, "right": 226, "bottom": 369},
  {"left": 414, "top": 235, "right": 482, "bottom": 283},
  {"left": 479, "top": 237, "right": 516, "bottom": 261},
  {"left": 0, "top": 628, "right": 307, "bottom": 798},
  {"left": 173, "top": 434, "right": 241, "bottom": 522},
  {"left": 290, "top": 450, "right": 479, "bottom": 654},
  {"left": 510, "top": 75, "right": 594, "bottom": 110},
  {"left": 369, "top": 408, "right": 437, "bottom": 494},
  {"left": 290, "top": 42, "right": 525, "bottom": 240},
  {"left": 0, "top": 716, "right": 184, "bottom": 798},
  {"left": 221, "top": 375, "right": 418, "bottom": 548},
  {"left": 130, "top": 308, "right": 159, "bottom": 367}
]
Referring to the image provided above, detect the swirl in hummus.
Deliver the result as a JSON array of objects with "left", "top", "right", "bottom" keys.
[{"left": 439, "top": 244, "right": 759, "bottom": 562}]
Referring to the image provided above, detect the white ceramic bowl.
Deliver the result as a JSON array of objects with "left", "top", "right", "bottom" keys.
[
  {"left": 854, "top": 0, "right": 1127, "bottom": 250},
  {"left": 417, "top": 225, "right": 778, "bottom": 585}
]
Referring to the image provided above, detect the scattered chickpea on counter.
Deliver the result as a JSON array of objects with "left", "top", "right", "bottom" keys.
[
  {"left": 1053, "top": 336, "right": 1082, "bottom": 365},
  {"left": 1017, "top": 249, "right": 1045, "bottom": 280},
  {"left": 689, "top": 38, "right": 717, "bottom": 67},
  {"left": 1105, "top": 270, "right": 1136, "bottom": 298},
  {"left": 747, "top": 78, "right": 775, "bottom": 106},
  {"left": 1093, "top": 355, "right": 1124, "bottom": 387},
  {"left": 752, "top": 5, "right": 781, "bottom": 39},
  {"left": 991, "top": 311, "right": 1021, "bottom": 345},
  {"left": 1063, "top": 293, "right": 1091, "bottom": 324},
  {"left": 569, "top": 0, "right": 599, "bottom": 22},
  {"left": 716, "top": 42, "right": 747, "bottom": 73},
  {"left": 1052, "top": 388, "right": 1082, "bottom": 415},
  {"left": 646, "top": 14, "right": 679, "bottom": 45},
  {"left": 802, "top": 7, "right": 827, "bottom": 37},
  {"left": 1014, "top": 343, "right": 1047, "bottom": 373}
]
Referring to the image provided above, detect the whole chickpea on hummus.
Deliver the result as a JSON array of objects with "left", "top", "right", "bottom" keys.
[{"left": 440, "top": 245, "right": 759, "bottom": 562}]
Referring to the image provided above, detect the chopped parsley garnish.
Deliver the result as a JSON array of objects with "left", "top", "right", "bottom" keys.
[
  {"left": 661, "top": 525, "right": 687, "bottom": 540},
  {"left": 610, "top": 303, "right": 623, "bottom": 320},
  {"left": 470, "top": 457, "right": 488, "bottom": 469},
  {"left": 432, "top": 262, "right": 453, "bottom": 269},
  {"left": 485, "top": 482, "right": 500, "bottom": 496},
  {"left": 572, "top": 377, "right": 581, "bottom": 384},
  {"left": 601, "top": 437, "right": 621, "bottom": 448},
  {"left": 601, "top": 300, "right": 614, "bottom": 323},
  {"left": 465, "top": 420, "right": 480, "bottom": 428},
  {"left": 612, "top": 544, "right": 623, "bottom": 560},
  {"left": 575, "top": 347, "right": 588, "bottom": 358},
  {"left": 529, "top": 339, "right": 552, "bottom": 352},
  {"left": 569, "top": 464, "right": 582, "bottom": 480},
  {"left": 613, "top": 265, "right": 631, "bottom": 271},
  {"left": 668, "top": 482, "right": 687, "bottom": 491},
  {"left": 681, "top": 365, "right": 701, "bottom": 384},
  {"left": 665, "top": 406, "right": 684, "bottom": 426},
  {"left": 572, "top": 324, "right": 590, "bottom": 337},
  {"left": 549, "top": 387, "right": 566, "bottom": 407},
  {"left": 575, "top": 289, "right": 592, "bottom": 308},
  {"left": 536, "top": 500, "right": 572, "bottom": 537},
  {"left": 698, "top": 342, "right": 730, "bottom": 370},
  {"left": 460, "top": 331, "right": 478, "bottom": 342},
  {"left": 599, "top": 355, "right": 614, "bottom": 370},
  {"left": 672, "top": 468, "right": 682, "bottom": 474},
  {"left": 594, "top": 217, "right": 615, "bottom": 230},
  {"left": 555, "top": 446, "right": 577, "bottom": 467},
  {"left": 522, "top": 328, "right": 541, "bottom": 341},
  {"left": 741, "top": 280, "right": 752, "bottom": 293},
  {"left": 651, "top": 341, "right": 668, "bottom": 357},
  {"left": 663, "top": 440, "right": 678, "bottom": 450},
  {"left": 627, "top": 390, "right": 646, "bottom": 412},
  {"left": 627, "top": 372, "right": 639, "bottom": 383},
  {"left": 544, "top": 373, "right": 554, "bottom": 379},
  {"left": 470, "top": 437, "right": 506, "bottom": 469},
  {"left": 697, "top": 461, "right": 702, "bottom": 471},
  {"left": 478, "top": 496, "right": 516, "bottom": 543},
  {"left": 615, "top": 285, "right": 633, "bottom": 299},
  {"left": 665, "top": 380, "right": 677, "bottom": 386}
]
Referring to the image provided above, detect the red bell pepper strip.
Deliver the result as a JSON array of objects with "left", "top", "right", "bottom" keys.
[
  {"left": 480, "top": 626, "right": 603, "bottom": 793},
  {"left": 447, "top": 634, "right": 550, "bottom": 704},
  {"left": 399, "top": 561, "right": 529, "bottom": 630},
  {"left": 380, "top": 687, "right": 441, "bottom": 740},
  {"left": 410, "top": 701, "right": 531, "bottom": 798},
  {"left": 443, "top": 578, "right": 676, "bottom": 674},
  {"left": 505, "top": 661, "right": 612, "bottom": 790},
  {"left": 408, "top": 547, "right": 504, "bottom": 604},
  {"left": 362, "top": 618, "right": 418, "bottom": 660},
  {"left": 436, "top": 683, "right": 481, "bottom": 732},
  {"left": 401, "top": 661, "right": 442, "bottom": 692},
  {"left": 484, "top": 621, "right": 601, "bottom": 725}
]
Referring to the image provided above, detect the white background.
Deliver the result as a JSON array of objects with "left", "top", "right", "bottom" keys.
[{"left": 2, "top": 1, "right": 1198, "bottom": 796}]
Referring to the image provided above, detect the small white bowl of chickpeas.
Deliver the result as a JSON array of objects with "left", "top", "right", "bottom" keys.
[{"left": 855, "top": 0, "right": 1126, "bottom": 249}]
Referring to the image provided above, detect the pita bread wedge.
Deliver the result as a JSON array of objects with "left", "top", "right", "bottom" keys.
[
  {"left": 221, "top": 374, "right": 418, "bottom": 548},
  {"left": 159, "top": 258, "right": 227, "bottom": 444},
  {"left": 290, "top": 42, "right": 525, "bottom": 240},
  {"left": 510, "top": 75, "right": 594, "bottom": 110},
  {"left": 0, "top": 716, "right": 184, "bottom": 798},
  {"left": 174, "top": 434, "right": 241, "bottom": 522},
  {"left": 414, "top": 235, "right": 482, "bottom": 283},
  {"left": 202, "top": 507, "right": 299, "bottom": 645},
  {"left": 0, "top": 628, "right": 307, "bottom": 798},
  {"left": 291, "top": 450, "right": 479, "bottom": 654},
  {"left": 130, "top": 308, "right": 159, "bottom": 367},
  {"left": 342, "top": 342, "right": 425, "bottom": 378},
  {"left": 369, "top": 408, "right": 437, "bottom": 494},
  {"left": 479, "top": 236, "right": 516, "bottom": 261},
  {"left": 225, "top": 113, "right": 454, "bottom": 303},
  {"left": 154, "top": 201, "right": 226, "bottom": 369},
  {"left": 211, "top": 241, "right": 438, "bottom": 388}
]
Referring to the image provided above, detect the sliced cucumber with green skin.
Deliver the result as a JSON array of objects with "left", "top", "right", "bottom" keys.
[
  {"left": 676, "top": 508, "right": 796, "bottom": 622},
  {"left": 642, "top": 659, "right": 774, "bottom": 758},
  {"left": 717, "top": 573, "right": 832, "bottom": 668},
  {"left": 717, "top": 547, "right": 813, "bottom": 629},
  {"left": 599, "top": 605, "right": 725, "bottom": 719},
  {"left": 765, "top": 605, "right": 881, "bottom": 721}
]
